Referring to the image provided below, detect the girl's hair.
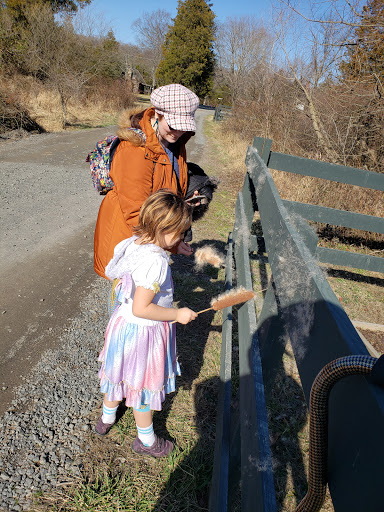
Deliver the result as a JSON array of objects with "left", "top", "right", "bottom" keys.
[
  {"left": 133, "top": 190, "right": 192, "bottom": 245},
  {"left": 130, "top": 110, "right": 145, "bottom": 128}
]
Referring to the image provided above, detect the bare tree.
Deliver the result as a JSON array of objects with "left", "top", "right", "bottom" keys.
[
  {"left": 131, "top": 9, "right": 171, "bottom": 87},
  {"left": 277, "top": 0, "right": 382, "bottom": 29},
  {"left": 272, "top": 0, "right": 361, "bottom": 162},
  {"left": 23, "top": 4, "right": 115, "bottom": 127},
  {"left": 215, "top": 16, "right": 274, "bottom": 104},
  {"left": 272, "top": 0, "right": 383, "bottom": 170}
]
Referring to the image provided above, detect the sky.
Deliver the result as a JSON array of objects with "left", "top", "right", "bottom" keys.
[{"left": 83, "top": 0, "right": 273, "bottom": 45}]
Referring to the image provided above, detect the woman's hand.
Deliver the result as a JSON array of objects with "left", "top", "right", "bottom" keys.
[
  {"left": 177, "top": 241, "right": 193, "bottom": 256},
  {"left": 176, "top": 307, "right": 197, "bottom": 324}
]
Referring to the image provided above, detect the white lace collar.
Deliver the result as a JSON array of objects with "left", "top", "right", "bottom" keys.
[{"left": 105, "top": 236, "right": 169, "bottom": 280}]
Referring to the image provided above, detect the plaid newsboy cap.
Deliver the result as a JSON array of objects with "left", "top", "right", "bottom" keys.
[{"left": 150, "top": 84, "right": 199, "bottom": 132}]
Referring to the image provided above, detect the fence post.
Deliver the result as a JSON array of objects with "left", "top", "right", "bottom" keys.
[
  {"left": 209, "top": 233, "right": 233, "bottom": 512},
  {"left": 252, "top": 137, "right": 273, "bottom": 165},
  {"left": 235, "top": 192, "right": 277, "bottom": 512}
]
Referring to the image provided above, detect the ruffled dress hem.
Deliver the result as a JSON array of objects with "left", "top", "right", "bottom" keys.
[{"left": 98, "top": 361, "right": 181, "bottom": 411}]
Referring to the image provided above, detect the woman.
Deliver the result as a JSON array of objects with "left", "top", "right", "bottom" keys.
[{"left": 94, "top": 84, "right": 200, "bottom": 279}]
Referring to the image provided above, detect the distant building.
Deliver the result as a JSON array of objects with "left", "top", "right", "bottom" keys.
[{"left": 123, "top": 66, "right": 152, "bottom": 95}]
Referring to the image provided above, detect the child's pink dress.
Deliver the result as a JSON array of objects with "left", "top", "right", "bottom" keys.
[{"left": 98, "top": 237, "right": 180, "bottom": 411}]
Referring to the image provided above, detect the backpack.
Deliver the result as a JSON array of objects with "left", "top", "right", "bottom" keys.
[
  {"left": 86, "top": 135, "right": 120, "bottom": 195},
  {"left": 86, "top": 128, "right": 147, "bottom": 195}
]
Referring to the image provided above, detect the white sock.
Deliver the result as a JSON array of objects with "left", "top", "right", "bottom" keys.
[
  {"left": 137, "top": 423, "right": 156, "bottom": 447},
  {"left": 102, "top": 403, "right": 118, "bottom": 424}
]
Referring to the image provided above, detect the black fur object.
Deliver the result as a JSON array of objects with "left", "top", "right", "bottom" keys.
[
  {"left": 185, "top": 162, "right": 219, "bottom": 221},
  {"left": 184, "top": 162, "right": 219, "bottom": 242}
]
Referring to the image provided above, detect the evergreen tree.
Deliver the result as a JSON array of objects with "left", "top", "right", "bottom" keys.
[
  {"left": 2, "top": 0, "right": 91, "bottom": 15},
  {"left": 341, "top": 0, "right": 384, "bottom": 83},
  {"left": 156, "top": 0, "right": 215, "bottom": 98},
  {"left": 96, "top": 30, "right": 122, "bottom": 79}
]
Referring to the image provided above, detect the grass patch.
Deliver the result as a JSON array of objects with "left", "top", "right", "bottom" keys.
[{"left": 1, "top": 74, "right": 138, "bottom": 133}]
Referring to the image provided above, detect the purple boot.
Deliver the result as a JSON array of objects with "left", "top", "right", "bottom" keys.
[
  {"left": 94, "top": 417, "right": 115, "bottom": 435},
  {"left": 132, "top": 435, "right": 174, "bottom": 458}
]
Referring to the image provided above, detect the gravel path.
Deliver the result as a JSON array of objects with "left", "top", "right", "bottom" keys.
[
  {"left": 0, "top": 108, "right": 212, "bottom": 511},
  {"left": 0, "top": 277, "right": 109, "bottom": 511}
]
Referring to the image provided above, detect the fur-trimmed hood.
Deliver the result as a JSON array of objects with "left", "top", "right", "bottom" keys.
[{"left": 116, "top": 107, "right": 147, "bottom": 146}]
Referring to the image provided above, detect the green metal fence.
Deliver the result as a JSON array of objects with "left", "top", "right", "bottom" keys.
[{"left": 209, "top": 137, "right": 384, "bottom": 512}]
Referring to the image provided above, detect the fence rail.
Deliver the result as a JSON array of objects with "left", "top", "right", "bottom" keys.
[
  {"left": 209, "top": 137, "right": 384, "bottom": 511},
  {"left": 213, "top": 105, "right": 232, "bottom": 122},
  {"left": 254, "top": 136, "right": 384, "bottom": 274}
]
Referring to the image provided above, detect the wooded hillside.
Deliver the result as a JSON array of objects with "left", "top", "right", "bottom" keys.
[{"left": 1, "top": 0, "right": 382, "bottom": 202}]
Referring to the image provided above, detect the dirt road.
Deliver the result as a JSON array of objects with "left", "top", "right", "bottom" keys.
[{"left": 0, "top": 108, "right": 211, "bottom": 414}]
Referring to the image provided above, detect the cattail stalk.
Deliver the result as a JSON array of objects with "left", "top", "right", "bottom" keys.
[{"left": 171, "top": 286, "right": 266, "bottom": 324}]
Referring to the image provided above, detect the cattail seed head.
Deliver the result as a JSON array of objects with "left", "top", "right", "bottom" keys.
[
  {"left": 210, "top": 286, "right": 255, "bottom": 310},
  {"left": 195, "top": 245, "right": 225, "bottom": 269}
]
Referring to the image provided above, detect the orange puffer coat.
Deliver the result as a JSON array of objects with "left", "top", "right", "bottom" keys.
[{"left": 94, "top": 106, "right": 192, "bottom": 279}]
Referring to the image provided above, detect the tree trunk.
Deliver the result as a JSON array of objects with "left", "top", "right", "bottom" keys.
[
  {"left": 298, "top": 79, "right": 340, "bottom": 163},
  {"left": 60, "top": 92, "right": 68, "bottom": 129}
]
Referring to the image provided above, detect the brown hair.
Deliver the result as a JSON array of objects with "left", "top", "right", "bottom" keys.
[
  {"left": 130, "top": 110, "right": 145, "bottom": 129},
  {"left": 133, "top": 190, "right": 192, "bottom": 246}
]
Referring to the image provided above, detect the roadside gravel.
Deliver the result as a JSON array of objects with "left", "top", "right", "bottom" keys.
[{"left": 0, "top": 277, "right": 109, "bottom": 511}]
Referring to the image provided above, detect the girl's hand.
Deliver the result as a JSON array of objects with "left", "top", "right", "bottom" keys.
[
  {"left": 175, "top": 307, "right": 197, "bottom": 324},
  {"left": 177, "top": 241, "right": 193, "bottom": 256}
]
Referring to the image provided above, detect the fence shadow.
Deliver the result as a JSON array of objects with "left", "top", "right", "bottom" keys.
[
  {"left": 325, "top": 267, "right": 384, "bottom": 287},
  {"left": 265, "top": 360, "right": 308, "bottom": 511},
  {"left": 153, "top": 376, "right": 220, "bottom": 511}
]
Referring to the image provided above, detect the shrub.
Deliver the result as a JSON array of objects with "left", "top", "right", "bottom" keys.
[
  {"left": 82, "top": 77, "right": 137, "bottom": 112},
  {"left": 0, "top": 87, "right": 45, "bottom": 135}
]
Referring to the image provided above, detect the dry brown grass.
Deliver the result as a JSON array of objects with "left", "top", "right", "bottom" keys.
[
  {"left": 267, "top": 342, "right": 335, "bottom": 512},
  {"left": 213, "top": 123, "right": 383, "bottom": 331},
  {"left": 270, "top": 171, "right": 383, "bottom": 217},
  {"left": 214, "top": 117, "right": 383, "bottom": 245},
  {"left": 269, "top": 171, "right": 384, "bottom": 245},
  {"left": 322, "top": 264, "right": 384, "bottom": 325},
  {"left": 0, "top": 74, "right": 138, "bottom": 133}
]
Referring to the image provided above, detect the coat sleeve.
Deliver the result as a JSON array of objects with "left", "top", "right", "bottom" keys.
[{"left": 110, "top": 144, "right": 154, "bottom": 227}]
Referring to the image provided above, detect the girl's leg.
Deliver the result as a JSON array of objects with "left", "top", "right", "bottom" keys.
[
  {"left": 95, "top": 395, "right": 119, "bottom": 435},
  {"left": 102, "top": 395, "right": 120, "bottom": 424},
  {"left": 132, "top": 407, "right": 152, "bottom": 428},
  {"left": 133, "top": 406, "right": 155, "bottom": 447},
  {"left": 131, "top": 405, "right": 174, "bottom": 457}
]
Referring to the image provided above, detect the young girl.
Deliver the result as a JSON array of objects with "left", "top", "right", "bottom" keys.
[{"left": 95, "top": 190, "right": 197, "bottom": 458}]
